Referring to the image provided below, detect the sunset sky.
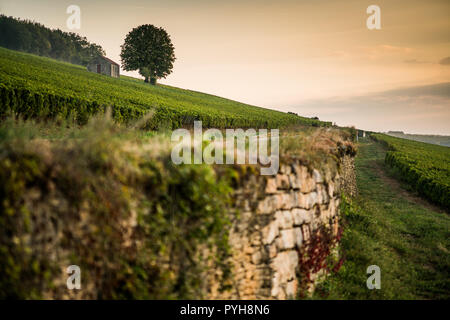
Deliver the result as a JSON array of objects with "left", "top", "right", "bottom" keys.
[{"left": 1, "top": 0, "right": 449, "bottom": 134}]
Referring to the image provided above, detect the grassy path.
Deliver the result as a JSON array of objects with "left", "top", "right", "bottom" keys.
[{"left": 315, "top": 138, "right": 450, "bottom": 299}]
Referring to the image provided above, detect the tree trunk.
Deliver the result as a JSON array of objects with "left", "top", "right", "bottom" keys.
[
  {"left": 150, "top": 77, "right": 157, "bottom": 85},
  {"left": 144, "top": 76, "right": 149, "bottom": 83}
]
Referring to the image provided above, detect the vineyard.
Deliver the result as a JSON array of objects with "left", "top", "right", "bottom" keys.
[
  {"left": 372, "top": 134, "right": 450, "bottom": 209},
  {"left": 0, "top": 47, "right": 328, "bottom": 129}
]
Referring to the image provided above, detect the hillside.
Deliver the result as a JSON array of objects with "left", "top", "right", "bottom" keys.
[
  {"left": 386, "top": 131, "right": 450, "bottom": 147},
  {"left": 372, "top": 134, "right": 450, "bottom": 209},
  {"left": 0, "top": 47, "right": 326, "bottom": 129}
]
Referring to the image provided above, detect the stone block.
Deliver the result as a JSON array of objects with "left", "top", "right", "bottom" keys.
[
  {"left": 280, "top": 164, "right": 292, "bottom": 175},
  {"left": 278, "top": 193, "right": 297, "bottom": 210},
  {"left": 296, "top": 193, "right": 308, "bottom": 209},
  {"left": 244, "top": 245, "right": 254, "bottom": 254},
  {"left": 285, "top": 280, "right": 298, "bottom": 298},
  {"left": 251, "top": 250, "right": 263, "bottom": 265},
  {"left": 268, "top": 243, "right": 277, "bottom": 258},
  {"left": 297, "top": 192, "right": 318, "bottom": 209},
  {"left": 312, "top": 169, "right": 324, "bottom": 183},
  {"left": 329, "top": 199, "right": 337, "bottom": 217},
  {"left": 276, "top": 174, "right": 290, "bottom": 189},
  {"left": 327, "top": 181, "right": 335, "bottom": 197},
  {"left": 307, "top": 192, "right": 319, "bottom": 208},
  {"left": 292, "top": 208, "right": 312, "bottom": 225},
  {"left": 278, "top": 210, "right": 293, "bottom": 229},
  {"left": 317, "top": 184, "right": 329, "bottom": 204},
  {"left": 256, "top": 195, "right": 278, "bottom": 214},
  {"left": 275, "top": 236, "right": 283, "bottom": 251},
  {"left": 294, "top": 227, "right": 303, "bottom": 247},
  {"left": 265, "top": 178, "right": 278, "bottom": 194},
  {"left": 262, "top": 221, "right": 279, "bottom": 245},
  {"left": 271, "top": 272, "right": 280, "bottom": 297},
  {"left": 279, "top": 229, "right": 296, "bottom": 249},
  {"left": 296, "top": 167, "right": 316, "bottom": 193},
  {"left": 271, "top": 251, "right": 299, "bottom": 283},
  {"left": 289, "top": 174, "right": 300, "bottom": 189}
]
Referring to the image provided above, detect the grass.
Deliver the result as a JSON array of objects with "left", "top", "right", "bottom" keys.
[
  {"left": 313, "top": 138, "right": 450, "bottom": 299},
  {"left": 372, "top": 133, "right": 450, "bottom": 209},
  {"left": 0, "top": 47, "right": 327, "bottom": 129}
]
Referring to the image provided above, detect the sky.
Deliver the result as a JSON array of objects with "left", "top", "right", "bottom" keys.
[{"left": 0, "top": 0, "right": 449, "bottom": 134}]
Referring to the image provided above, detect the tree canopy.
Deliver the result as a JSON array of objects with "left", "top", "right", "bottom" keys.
[
  {"left": 0, "top": 15, "right": 105, "bottom": 66},
  {"left": 120, "top": 24, "right": 176, "bottom": 85}
]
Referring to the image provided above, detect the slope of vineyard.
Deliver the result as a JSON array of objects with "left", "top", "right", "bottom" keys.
[
  {"left": 372, "top": 134, "right": 450, "bottom": 209},
  {"left": 0, "top": 47, "right": 327, "bottom": 129}
]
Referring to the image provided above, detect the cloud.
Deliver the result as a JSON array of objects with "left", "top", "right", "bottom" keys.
[
  {"left": 381, "top": 82, "right": 450, "bottom": 98},
  {"left": 404, "top": 59, "right": 430, "bottom": 64},
  {"left": 379, "top": 45, "right": 413, "bottom": 53},
  {"left": 291, "top": 82, "right": 450, "bottom": 135},
  {"left": 358, "top": 44, "right": 414, "bottom": 61},
  {"left": 439, "top": 56, "right": 450, "bottom": 65}
]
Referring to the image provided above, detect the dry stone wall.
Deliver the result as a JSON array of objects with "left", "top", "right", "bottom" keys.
[{"left": 208, "top": 155, "right": 354, "bottom": 299}]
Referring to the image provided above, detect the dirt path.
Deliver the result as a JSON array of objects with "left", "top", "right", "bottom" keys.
[
  {"left": 320, "top": 138, "right": 450, "bottom": 299},
  {"left": 372, "top": 157, "right": 447, "bottom": 214}
]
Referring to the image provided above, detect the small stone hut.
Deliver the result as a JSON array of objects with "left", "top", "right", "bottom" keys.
[
  {"left": 357, "top": 130, "right": 366, "bottom": 138},
  {"left": 87, "top": 56, "right": 120, "bottom": 78}
]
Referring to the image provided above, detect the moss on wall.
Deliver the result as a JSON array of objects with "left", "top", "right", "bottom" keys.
[{"left": 0, "top": 120, "right": 235, "bottom": 299}]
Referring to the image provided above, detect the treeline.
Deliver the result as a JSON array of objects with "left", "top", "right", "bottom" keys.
[{"left": 0, "top": 15, "right": 105, "bottom": 66}]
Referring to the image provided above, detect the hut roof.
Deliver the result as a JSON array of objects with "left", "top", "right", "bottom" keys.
[{"left": 99, "top": 56, "right": 120, "bottom": 66}]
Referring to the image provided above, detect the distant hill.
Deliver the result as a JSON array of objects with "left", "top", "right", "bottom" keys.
[
  {"left": 0, "top": 47, "right": 328, "bottom": 129},
  {"left": 386, "top": 131, "right": 450, "bottom": 147}
]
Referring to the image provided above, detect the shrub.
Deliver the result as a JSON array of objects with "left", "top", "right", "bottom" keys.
[{"left": 0, "top": 118, "right": 235, "bottom": 299}]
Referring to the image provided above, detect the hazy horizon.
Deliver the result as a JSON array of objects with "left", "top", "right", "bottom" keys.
[{"left": 0, "top": 0, "right": 449, "bottom": 134}]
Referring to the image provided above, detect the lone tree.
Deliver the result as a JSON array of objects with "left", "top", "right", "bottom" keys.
[{"left": 120, "top": 24, "right": 175, "bottom": 85}]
